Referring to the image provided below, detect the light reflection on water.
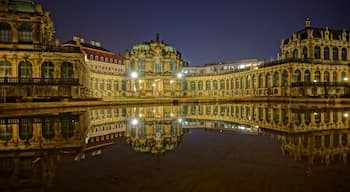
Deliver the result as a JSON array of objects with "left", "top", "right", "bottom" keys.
[{"left": 0, "top": 103, "right": 350, "bottom": 191}]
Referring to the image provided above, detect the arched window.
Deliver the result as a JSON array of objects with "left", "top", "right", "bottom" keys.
[
  {"left": 293, "top": 70, "right": 301, "bottom": 82},
  {"left": 333, "top": 71, "right": 338, "bottom": 82},
  {"left": 314, "top": 46, "right": 321, "bottom": 59},
  {"left": 206, "top": 80, "right": 211, "bottom": 90},
  {"left": 42, "top": 118, "right": 55, "bottom": 139},
  {"left": 0, "top": 60, "right": 11, "bottom": 77},
  {"left": 18, "top": 61, "right": 32, "bottom": 78},
  {"left": 342, "top": 72, "right": 347, "bottom": 82},
  {"left": 273, "top": 71, "right": 279, "bottom": 87},
  {"left": 213, "top": 80, "right": 218, "bottom": 90},
  {"left": 324, "top": 47, "right": 330, "bottom": 60},
  {"left": 138, "top": 58, "right": 146, "bottom": 72},
  {"left": 170, "top": 59, "right": 177, "bottom": 73},
  {"left": 0, "top": 22, "right": 12, "bottom": 43},
  {"left": 235, "top": 78, "right": 239, "bottom": 89},
  {"left": 252, "top": 75, "right": 257, "bottom": 88},
  {"left": 61, "top": 62, "right": 73, "bottom": 79},
  {"left": 285, "top": 51, "right": 289, "bottom": 59},
  {"left": 333, "top": 47, "right": 338, "bottom": 60},
  {"left": 324, "top": 71, "right": 330, "bottom": 82},
  {"left": 41, "top": 61, "right": 54, "bottom": 79},
  {"left": 198, "top": 81, "right": 203, "bottom": 90},
  {"left": 265, "top": 73, "right": 271, "bottom": 88},
  {"left": 342, "top": 48, "right": 347, "bottom": 61},
  {"left": 18, "top": 23, "right": 32, "bottom": 43},
  {"left": 153, "top": 57, "right": 162, "bottom": 73},
  {"left": 302, "top": 47, "right": 308, "bottom": 59},
  {"left": 293, "top": 49, "right": 298, "bottom": 59},
  {"left": 304, "top": 70, "right": 310, "bottom": 82},
  {"left": 190, "top": 81, "right": 195, "bottom": 90},
  {"left": 314, "top": 71, "right": 320, "bottom": 82},
  {"left": 182, "top": 81, "right": 188, "bottom": 91},
  {"left": 130, "top": 59, "right": 135, "bottom": 71},
  {"left": 258, "top": 74, "right": 263, "bottom": 88},
  {"left": 282, "top": 70, "right": 288, "bottom": 86},
  {"left": 220, "top": 79, "right": 225, "bottom": 90}
]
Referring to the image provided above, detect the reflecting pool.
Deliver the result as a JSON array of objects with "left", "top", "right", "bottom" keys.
[{"left": 1, "top": 103, "right": 350, "bottom": 192}]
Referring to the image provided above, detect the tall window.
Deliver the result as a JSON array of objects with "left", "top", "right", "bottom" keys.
[
  {"left": 293, "top": 49, "right": 298, "bottom": 59},
  {"left": 342, "top": 48, "right": 347, "bottom": 61},
  {"left": 41, "top": 61, "right": 54, "bottom": 79},
  {"left": 333, "top": 72, "right": 338, "bottom": 82},
  {"left": 18, "top": 23, "right": 32, "bottom": 43},
  {"left": 170, "top": 59, "right": 177, "bottom": 73},
  {"left": 0, "top": 22, "right": 12, "bottom": 43},
  {"left": 220, "top": 79, "right": 225, "bottom": 90},
  {"left": 285, "top": 51, "right": 289, "bottom": 59},
  {"left": 282, "top": 70, "right": 288, "bottom": 86},
  {"left": 114, "top": 80, "right": 119, "bottom": 91},
  {"left": 213, "top": 80, "right": 218, "bottom": 90},
  {"left": 302, "top": 47, "right": 308, "bottom": 59},
  {"left": 314, "top": 46, "right": 321, "bottom": 59},
  {"left": 304, "top": 70, "right": 310, "bottom": 82},
  {"left": 42, "top": 118, "right": 54, "bottom": 139},
  {"left": 130, "top": 60, "right": 135, "bottom": 71},
  {"left": 265, "top": 73, "right": 271, "bottom": 88},
  {"left": 206, "top": 80, "right": 211, "bottom": 90},
  {"left": 182, "top": 81, "right": 188, "bottom": 91},
  {"left": 100, "top": 80, "right": 104, "bottom": 90},
  {"left": 342, "top": 72, "right": 347, "bottom": 82},
  {"left": 138, "top": 58, "right": 145, "bottom": 72},
  {"left": 314, "top": 71, "right": 320, "bottom": 82},
  {"left": 190, "top": 81, "right": 195, "bottom": 90},
  {"left": 18, "top": 61, "right": 32, "bottom": 78},
  {"left": 324, "top": 47, "right": 330, "bottom": 60},
  {"left": 294, "top": 70, "right": 301, "bottom": 82},
  {"left": 252, "top": 76, "right": 257, "bottom": 88},
  {"left": 198, "top": 81, "right": 203, "bottom": 90},
  {"left": 259, "top": 74, "right": 263, "bottom": 88},
  {"left": 0, "top": 60, "right": 11, "bottom": 77},
  {"left": 61, "top": 62, "right": 73, "bottom": 79},
  {"left": 273, "top": 71, "right": 279, "bottom": 87},
  {"left": 107, "top": 80, "right": 111, "bottom": 90},
  {"left": 121, "top": 80, "right": 126, "bottom": 91},
  {"left": 19, "top": 119, "right": 33, "bottom": 140},
  {"left": 324, "top": 71, "right": 330, "bottom": 82},
  {"left": 153, "top": 57, "right": 162, "bottom": 73},
  {"left": 333, "top": 47, "right": 338, "bottom": 60}
]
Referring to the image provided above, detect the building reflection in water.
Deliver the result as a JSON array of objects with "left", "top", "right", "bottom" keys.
[{"left": 0, "top": 103, "right": 350, "bottom": 189}]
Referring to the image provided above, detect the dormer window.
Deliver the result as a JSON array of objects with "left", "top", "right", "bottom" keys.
[
  {"left": 0, "top": 22, "right": 12, "bottom": 43},
  {"left": 18, "top": 23, "right": 33, "bottom": 43}
]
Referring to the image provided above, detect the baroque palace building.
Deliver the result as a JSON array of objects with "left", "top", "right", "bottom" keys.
[
  {"left": 182, "top": 19, "right": 350, "bottom": 98},
  {"left": 0, "top": 0, "right": 85, "bottom": 102},
  {"left": 1, "top": 0, "right": 350, "bottom": 102}
]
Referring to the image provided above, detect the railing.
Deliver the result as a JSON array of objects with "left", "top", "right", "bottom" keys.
[
  {"left": 0, "top": 77, "right": 80, "bottom": 85},
  {"left": 291, "top": 81, "right": 350, "bottom": 87}
]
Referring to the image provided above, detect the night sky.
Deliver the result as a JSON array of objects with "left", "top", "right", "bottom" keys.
[{"left": 41, "top": 0, "right": 350, "bottom": 66}]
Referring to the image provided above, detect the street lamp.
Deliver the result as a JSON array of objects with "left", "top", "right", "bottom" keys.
[{"left": 177, "top": 73, "right": 183, "bottom": 96}]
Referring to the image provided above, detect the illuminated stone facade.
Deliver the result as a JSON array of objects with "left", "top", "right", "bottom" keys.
[
  {"left": 63, "top": 38, "right": 125, "bottom": 98},
  {"left": 0, "top": 0, "right": 84, "bottom": 101},
  {"left": 124, "top": 34, "right": 187, "bottom": 97},
  {"left": 182, "top": 19, "right": 350, "bottom": 98}
]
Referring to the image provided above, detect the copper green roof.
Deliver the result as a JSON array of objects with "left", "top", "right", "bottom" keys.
[{"left": 9, "top": 0, "right": 35, "bottom": 13}]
